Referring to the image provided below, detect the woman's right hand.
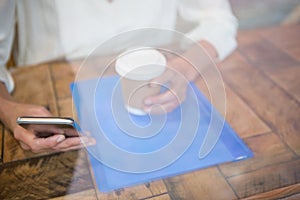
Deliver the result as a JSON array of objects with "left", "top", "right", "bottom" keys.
[{"left": 0, "top": 98, "right": 95, "bottom": 153}]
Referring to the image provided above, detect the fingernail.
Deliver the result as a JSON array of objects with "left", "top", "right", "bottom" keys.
[
  {"left": 56, "top": 135, "right": 65, "bottom": 143},
  {"left": 81, "top": 137, "right": 90, "bottom": 144},
  {"left": 88, "top": 138, "right": 96, "bottom": 146}
]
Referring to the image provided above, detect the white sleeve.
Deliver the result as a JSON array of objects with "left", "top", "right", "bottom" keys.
[
  {"left": 178, "top": 0, "right": 238, "bottom": 60},
  {"left": 0, "top": 0, "right": 16, "bottom": 93}
]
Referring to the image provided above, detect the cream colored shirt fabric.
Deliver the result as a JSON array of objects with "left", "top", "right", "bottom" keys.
[{"left": 0, "top": 0, "right": 238, "bottom": 92}]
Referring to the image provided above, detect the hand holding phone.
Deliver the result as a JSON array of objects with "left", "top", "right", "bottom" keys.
[
  {"left": 15, "top": 116, "right": 95, "bottom": 153},
  {"left": 16, "top": 116, "right": 81, "bottom": 138}
]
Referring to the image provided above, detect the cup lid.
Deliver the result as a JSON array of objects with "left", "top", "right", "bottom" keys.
[{"left": 115, "top": 48, "right": 166, "bottom": 80}]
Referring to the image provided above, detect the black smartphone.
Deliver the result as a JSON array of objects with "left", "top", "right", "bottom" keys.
[{"left": 16, "top": 116, "right": 80, "bottom": 138}]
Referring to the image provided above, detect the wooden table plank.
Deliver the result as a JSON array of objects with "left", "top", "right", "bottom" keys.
[
  {"left": 237, "top": 29, "right": 298, "bottom": 71},
  {"left": 0, "top": 63, "right": 96, "bottom": 200},
  {"left": 242, "top": 183, "right": 300, "bottom": 200},
  {"left": 3, "top": 64, "right": 59, "bottom": 162},
  {"left": 49, "top": 62, "right": 170, "bottom": 200},
  {"left": 51, "top": 61, "right": 171, "bottom": 200},
  {"left": 11, "top": 64, "right": 59, "bottom": 114},
  {"left": 146, "top": 193, "right": 171, "bottom": 200},
  {"left": 57, "top": 98, "right": 72, "bottom": 116},
  {"left": 228, "top": 159, "right": 300, "bottom": 199},
  {"left": 284, "top": 46, "right": 300, "bottom": 62},
  {"left": 95, "top": 180, "right": 168, "bottom": 200},
  {"left": 164, "top": 167, "right": 237, "bottom": 200},
  {"left": 50, "top": 62, "right": 76, "bottom": 100},
  {"left": 49, "top": 59, "right": 117, "bottom": 102},
  {"left": 196, "top": 78, "right": 270, "bottom": 139},
  {"left": 223, "top": 85, "right": 271, "bottom": 138},
  {"left": 220, "top": 52, "right": 300, "bottom": 156},
  {"left": 0, "top": 123, "right": 3, "bottom": 163},
  {"left": 283, "top": 192, "right": 300, "bottom": 200},
  {"left": 267, "top": 65, "right": 300, "bottom": 103},
  {"left": 49, "top": 189, "right": 98, "bottom": 200},
  {"left": 219, "top": 132, "right": 295, "bottom": 177},
  {"left": 52, "top": 70, "right": 170, "bottom": 199},
  {"left": 0, "top": 150, "right": 94, "bottom": 199},
  {"left": 238, "top": 25, "right": 300, "bottom": 104},
  {"left": 57, "top": 97, "right": 78, "bottom": 121},
  {"left": 259, "top": 24, "right": 300, "bottom": 50},
  {"left": 1, "top": 24, "right": 299, "bottom": 200}
]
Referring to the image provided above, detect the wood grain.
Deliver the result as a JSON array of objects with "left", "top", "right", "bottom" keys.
[
  {"left": 11, "top": 64, "right": 58, "bottom": 115},
  {"left": 49, "top": 189, "right": 98, "bottom": 200},
  {"left": 146, "top": 193, "right": 171, "bottom": 200},
  {"left": 57, "top": 97, "right": 78, "bottom": 121},
  {"left": 95, "top": 180, "right": 168, "bottom": 200},
  {"left": 1, "top": 25, "right": 300, "bottom": 200},
  {"left": 196, "top": 78, "right": 270, "bottom": 139},
  {"left": 267, "top": 65, "right": 300, "bottom": 103},
  {"left": 0, "top": 123, "right": 3, "bottom": 163},
  {"left": 284, "top": 46, "right": 300, "bottom": 62},
  {"left": 219, "top": 132, "right": 296, "bottom": 177},
  {"left": 260, "top": 24, "right": 300, "bottom": 50},
  {"left": 0, "top": 150, "right": 94, "bottom": 200},
  {"left": 228, "top": 159, "right": 300, "bottom": 199},
  {"left": 3, "top": 64, "right": 59, "bottom": 162},
  {"left": 237, "top": 29, "right": 298, "bottom": 71},
  {"left": 238, "top": 25, "right": 300, "bottom": 104},
  {"left": 164, "top": 167, "right": 237, "bottom": 200},
  {"left": 2, "top": 128, "right": 42, "bottom": 162},
  {"left": 50, "top": 62, "right": 76, "bottom": 100},
  {"left": 224, "top": 85, "right": 270, "bottom": 138},
  {"left": 242, "top": 183, "right": 300, "bottom": 200},
  {"left": 282, "top": 192, "right": 300, "bottom": 200},
  {"left": 220, "top": 52, "right": 300, "bottom": 156}
]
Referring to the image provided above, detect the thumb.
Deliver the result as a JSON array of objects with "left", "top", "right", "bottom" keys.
[
  {"left": 31, "top": 135, "right": 66, "bottom": 153},
  {"left": 15, "top": 126, "right": 66, "bottom": 152}
]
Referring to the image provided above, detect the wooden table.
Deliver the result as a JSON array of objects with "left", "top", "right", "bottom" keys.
[{"left": 0, "top": 24, "right": 300, "bottom": 200}]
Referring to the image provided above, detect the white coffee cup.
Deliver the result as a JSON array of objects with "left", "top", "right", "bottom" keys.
[{"left": 115, "top": 48, "right": 166, "bottom": 115}]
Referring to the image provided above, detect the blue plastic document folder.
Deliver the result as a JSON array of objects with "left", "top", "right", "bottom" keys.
[{"left": 71, "top": 76, "right": 253, "bottom": 192}]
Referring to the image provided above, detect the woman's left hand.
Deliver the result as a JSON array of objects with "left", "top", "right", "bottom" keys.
[
  {"left": 143, "top": 54, "right": 199, "bottom": 114},
  {"left": 143, "top": 41, "right": 217, "bottom": 114}
]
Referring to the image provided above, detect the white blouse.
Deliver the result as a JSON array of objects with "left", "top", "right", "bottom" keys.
[{"left": 0, "top": 0, "right": 238, "bottom": 92}]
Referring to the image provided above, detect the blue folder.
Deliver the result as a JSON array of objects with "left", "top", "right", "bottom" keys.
[{"left": 71, "top": 76, "right": 253, "bottom": 192}]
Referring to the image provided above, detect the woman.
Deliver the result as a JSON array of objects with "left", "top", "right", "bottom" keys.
[{"left": 0, "top": 0, "right": 238, "bottom": 152}]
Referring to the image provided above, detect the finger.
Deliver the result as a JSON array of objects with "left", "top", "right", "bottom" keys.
[
  {"left": 144, "top": 90, "right": 179, "bottom": 113},
  {"left": 53, "top": 136, "right": 96, "bottom": 150},
  {"left": 144, "top": 81, "right": 188, "bottom": 114},
  {"left": 60, "top": 145, "right": 84, "bottom": 152},
  {"left": 144, "top": 89, "right": 178, "bottom": 106},
  {"left": 26, "top": 124, "right": 64, "bottom": 135},
  {"left": 58, "top": 137, "right": 96, "bottom": 152},
  {"left": 14, "top": 126, "right": 66, "bottom": 153},
  {"left": 29, "top": 135, "right": 66, "bottom": 153},
  {"left": 145, "top": 99, "right": 180, "bottom": 114},
  {"left": 80, "top": 136, "right": 96, "bottom": 147},
  {"left": 63, "top": 127, "right": 80, "bottom": 137},
  {"left": 19, "top": 141, "right": 31, "bottom": 151},
  {"left": 83, "top": 131, "right": 91, "bottom": 136}
]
